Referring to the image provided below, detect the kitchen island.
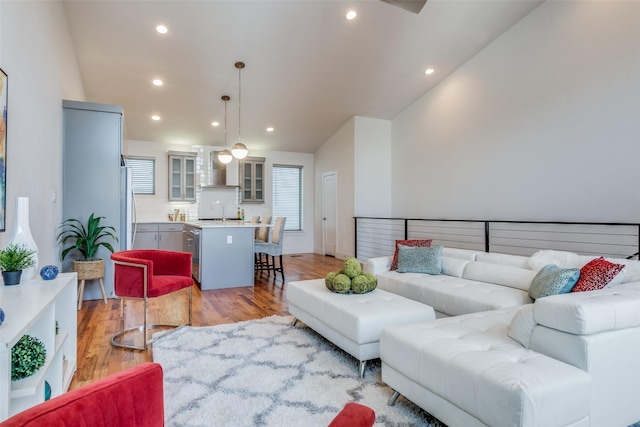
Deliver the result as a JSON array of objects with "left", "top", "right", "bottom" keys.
[{"left": 183, "top": 221, "right": 260, "bottom": 290}]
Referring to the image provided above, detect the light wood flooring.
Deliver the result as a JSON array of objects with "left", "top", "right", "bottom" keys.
[{"left": 70, "top": 253, "right": 344, "bottom": 390}]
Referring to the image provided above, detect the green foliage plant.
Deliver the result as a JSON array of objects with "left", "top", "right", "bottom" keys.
[
  {"left": 57, "top": 213, "right": 118, "bottom": 261},
  {"left": 11, "top": 335, "right": 46, "bottom": 381},
  {"left": 0, "top": 244, "right": 36, "bottom": 272}
]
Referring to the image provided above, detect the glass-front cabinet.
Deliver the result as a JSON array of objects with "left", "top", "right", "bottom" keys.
[
  {"left": 168, "top": 151, "right": 197, "bottom": 201},
  {"left": 240, "top": 156, "right": 265, "bottom": 203}
]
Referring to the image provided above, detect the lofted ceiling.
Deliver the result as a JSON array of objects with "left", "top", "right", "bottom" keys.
[{"left": 62, "top": 0, "right": 543, "bottom": 154}]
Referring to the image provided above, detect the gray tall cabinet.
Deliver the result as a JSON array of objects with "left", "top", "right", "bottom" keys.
[{"left": 62, "top": 100, "right": 125, "bottom": 301}]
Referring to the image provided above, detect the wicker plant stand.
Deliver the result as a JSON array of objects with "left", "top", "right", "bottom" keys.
[{"left": 73, "top": 259, "right": 107, "bottom": 310}]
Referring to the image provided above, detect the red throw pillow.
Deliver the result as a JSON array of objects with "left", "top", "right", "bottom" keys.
[
  {"left": 390, "top": 239, "right": 432, "bottom": 271},
  {"left": 571, "top": 257, "right": 625, "bottom": 292}
]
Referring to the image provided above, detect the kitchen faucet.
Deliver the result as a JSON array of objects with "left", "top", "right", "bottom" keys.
[{"left": 210, "top": 201, "right": 225, "bottom": 224}]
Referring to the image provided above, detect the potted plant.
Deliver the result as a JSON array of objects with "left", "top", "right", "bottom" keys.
[
  {"left": 0, "top": 243, "right": 36, "bottom": 285},
  {"left": 57, "top": 213, "right": 118, "bottom": 284}
]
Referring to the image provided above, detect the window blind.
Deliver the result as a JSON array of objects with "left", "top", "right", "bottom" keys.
[
  {"left": 125, "top": 157, "right": 155, "bottom": 195},
  {"left": 272, "top": 165, "right": 302, "bottom": 231}
]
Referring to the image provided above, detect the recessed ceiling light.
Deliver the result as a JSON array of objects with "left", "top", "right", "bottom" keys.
[
  {"left": 156, "top": 25, "right": 168, "bottom": 34},
  {"left": 266, "top": 127, "right": 274, "bottom": 132},
  {"left": 152, "top": 79, "right": 163, "bottom": 86},
  {"left": 151, "top": 115, "right": 161, "bottom": 121},
  {"left": 425, "top": 68, "right": 435, "bottom": 75},
  {"left": 346, "top": 10, "right": 357, "bottom": 20},
  {"left": 212, "top": 121, "right": 220, "bottom": 127}
]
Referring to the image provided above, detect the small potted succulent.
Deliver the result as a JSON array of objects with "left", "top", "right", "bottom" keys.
[
  {"left": 57, "top": 213, "right": 118, "bottom": 282},
  {"left": 0, "top": 243, "right": 36, "bottom": 285}
]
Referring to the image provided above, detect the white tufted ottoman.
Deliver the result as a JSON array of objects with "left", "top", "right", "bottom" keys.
[{"left": 286, "top": 279, "right": 435, "bottom": 377}]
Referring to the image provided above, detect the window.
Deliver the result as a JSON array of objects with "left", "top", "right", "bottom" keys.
[
  {"left": 125, "top": 156, "right": 155, "bottom": 195},
  {"left": 272, "top": 165, "right": 302, "bottom": 231}
]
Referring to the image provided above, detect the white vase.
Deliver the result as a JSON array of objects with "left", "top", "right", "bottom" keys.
[{"left": 8, "top": 197, "right": 38, "bottom": 280}]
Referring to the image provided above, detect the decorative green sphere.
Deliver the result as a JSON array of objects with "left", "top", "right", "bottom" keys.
[
  {"left": 351, "top": 273, "right": 377, "bottom": 294},
  {"left": 341, "top": 257, "right": 362, "bottom": 279},
  {"left": 325, "top": 271, "right": 339, "bottom": 292},
  {"left": 11, "top": 335, "right": 46, "bottom": 381},
  {"left": 332, "top": 274, "right": 352, "bottom": 294}
]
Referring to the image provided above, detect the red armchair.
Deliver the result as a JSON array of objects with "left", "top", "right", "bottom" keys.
[
  {"left": 111, "top": 250, "right": 193, "bottom": 350},
  {"left": 0, "top": 363, "right": 373, "bottom": 427},
  {"left": 0, "top": 363, "right": 164, "bottom": 427},
  {"left": 329, "top": 402, "right": 376, "bottom": 427}
]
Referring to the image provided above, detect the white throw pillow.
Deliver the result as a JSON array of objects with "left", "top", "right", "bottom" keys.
[
  {"left": 507, "top": 304, "right": 537, "bottom": 348},
  {"left": 528, "top": 250, "right": 594, "bottom": 271},
  {"left": 441, "top": 257, "right": 470, "bottom": 278}
]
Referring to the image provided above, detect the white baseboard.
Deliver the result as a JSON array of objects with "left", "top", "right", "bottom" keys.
[{"left": 310, "top": 248, "right": 354, "bottom": 260}]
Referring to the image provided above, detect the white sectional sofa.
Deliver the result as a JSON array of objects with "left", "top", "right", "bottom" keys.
[
  {"left": 364, "top": 248, "right": 640, "bottom": 426},
  {"left": 365, "top": 247, "right": 537, "bottom": 317}
]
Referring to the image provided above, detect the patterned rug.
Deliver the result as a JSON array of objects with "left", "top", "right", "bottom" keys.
[{"left": 152, "top": 315, "right": 444, "bottom": 426}]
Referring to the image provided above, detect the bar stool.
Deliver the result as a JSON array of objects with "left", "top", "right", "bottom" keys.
[
  {"left": 255, "top": 216, "right": 286, "bottom": 282},
  {"left": 254, "top": 216, "right": 272, "bottom": 269},
  {"left": 250, "top": 215, "right": 260, "bottom": 239},
  {"left": 255, "top": 215, "right": 271, "bottom": 243}
]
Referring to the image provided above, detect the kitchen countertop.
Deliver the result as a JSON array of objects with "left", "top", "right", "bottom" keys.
[
  {"left": 138, "top": 221, "right": 188, "bottom": 225},
  {"left": 185, "top": 220, "right": 264, "bottom": 229}
]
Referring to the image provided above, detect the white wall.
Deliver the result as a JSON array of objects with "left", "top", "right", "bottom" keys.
[
  {"left": 314, "top": 116, "right": 392, "bottom": 258},
  {"left": 354, "top": 116, "right": 392, "bottom": 217},
  {"left": 314, "top": 118, "right": 355, "bottom": 258},
  {"left": 0, "top": 1, "right": 85, "bottom": 267},
  {"left": 265, "top": 150, "right": 314, "bottom": 254},
  {"left": 391, "top": 1, "right": 640, "bottom": 222},
  {"left": 126, "top": 139, "right": 314, "bottom": 254}
]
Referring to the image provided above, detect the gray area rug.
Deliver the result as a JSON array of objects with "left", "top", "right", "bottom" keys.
[{"left": 153, "top": 315, "right": 444, "bottom": 426}]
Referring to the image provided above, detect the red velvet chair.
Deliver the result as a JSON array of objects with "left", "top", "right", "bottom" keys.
[
  {"left": 329, "top": 402, "right": 376, "bottom": 427},
  {"left": 111, "top": 249, "right": 193, "bottom": 351},
  {"left": 0, "top": 363, "right": 164, "bottom": 427},
  {"left": 0, "top": 362, "right": 373, "bottom": 427}
]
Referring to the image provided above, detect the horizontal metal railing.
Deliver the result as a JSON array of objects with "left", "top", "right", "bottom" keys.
[{"left": 354, "top": 217, "right": 640, "bottom": 263}]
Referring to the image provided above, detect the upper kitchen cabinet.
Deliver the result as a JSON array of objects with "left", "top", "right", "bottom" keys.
[
  {"left": 240, "top": 157, "right": 265, "bottom": 203},
  {"left": 169, "top": 151, "right": 197, "bottom": 201}
]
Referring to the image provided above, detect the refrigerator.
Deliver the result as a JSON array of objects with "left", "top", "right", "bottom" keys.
[{"left": 62, "top": 100, "right": 136, "bottom": 302}]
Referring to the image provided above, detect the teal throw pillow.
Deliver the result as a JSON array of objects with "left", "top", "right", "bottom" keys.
[
  {"left": 397, "top": 245, "right": 444, "bottom": 275},
  {"left": 528, "top": 264, "right": 580, "bottom": 300}
]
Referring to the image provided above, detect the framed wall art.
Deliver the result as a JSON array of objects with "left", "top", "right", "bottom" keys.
[{"left": 0, "top": 68, "right": 6, "bottom": 231}]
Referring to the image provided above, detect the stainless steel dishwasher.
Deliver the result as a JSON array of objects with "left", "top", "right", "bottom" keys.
[{"left": 183, "top": 226, "right": 201, "bottom": 283}]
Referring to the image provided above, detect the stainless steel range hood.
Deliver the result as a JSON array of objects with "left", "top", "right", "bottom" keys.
[
  {"left": 211, "top": 151, "right": 227, "bottom": 185},
  {"left": 200, "top": 151, "right": 239, "bottom": 188}
]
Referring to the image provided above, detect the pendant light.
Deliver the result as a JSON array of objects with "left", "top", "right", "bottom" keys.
[
  {"left": 217, "top": 95, "right": 233, "bottom": 164},
  {"left": 231, "top": 61, "right": 249, "bottom": 160}
]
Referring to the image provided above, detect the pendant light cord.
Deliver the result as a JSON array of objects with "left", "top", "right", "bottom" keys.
[
  {"left": 224, "top": 97, "right": 228, "bottom": 147},
  {"left": 238, "top": 64, "right": 242, "bottom": 143}
]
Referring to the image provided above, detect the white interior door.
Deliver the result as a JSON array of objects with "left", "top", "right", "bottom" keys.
[{"left": 322, "top": 172, "right": 337, "bottom": 257}]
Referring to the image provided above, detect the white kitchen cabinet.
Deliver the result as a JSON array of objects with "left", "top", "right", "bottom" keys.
[
  {"left": 240, "top": 156, "right": 265, "bottom": 203},
  {"left": 0, "top": 273, "right": 77, "bottom": 421},
  {"left": 133, "top": 223, "right": 184, "bottom": 251},
  {"left": 168, "top": 151, "right": 197, "bottom": 201}
]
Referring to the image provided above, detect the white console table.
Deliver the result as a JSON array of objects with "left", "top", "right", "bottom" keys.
[{"left": 0, "top": 273, "right": 77, "bottom": 420}]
